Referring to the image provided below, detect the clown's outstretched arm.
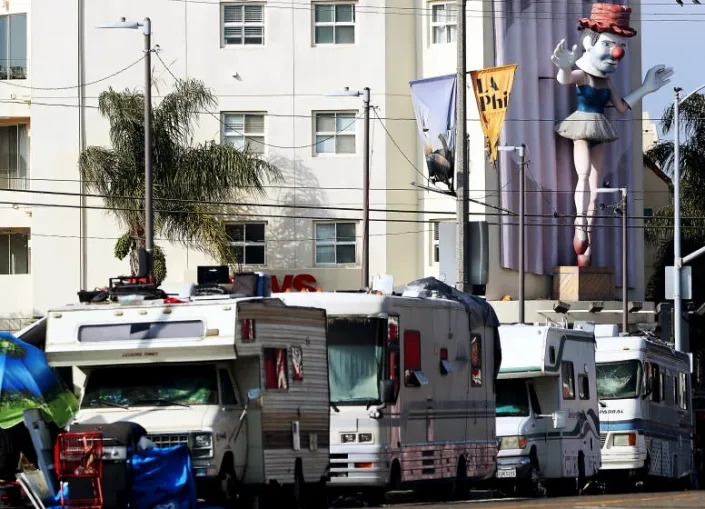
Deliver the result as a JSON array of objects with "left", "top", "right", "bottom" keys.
[
  {"left": 615, "top": 64, "right": 674, "bottom": 112},
  {"left": 551, "top": 39, "right": 584, "bottom": 85}
]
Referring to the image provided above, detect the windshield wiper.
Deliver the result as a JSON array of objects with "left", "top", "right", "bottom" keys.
[
  {"left": 598, "top": 398, "right": 607, "bottom": 408},
  {"left": 330, "top": 402, "right": 340, "bottom": 413},
  {"left": 132, "top": 398, "right": 190, "bottom": 408},
  {"left": 87, "top": 399, "right": 128, "bottom": 409}
]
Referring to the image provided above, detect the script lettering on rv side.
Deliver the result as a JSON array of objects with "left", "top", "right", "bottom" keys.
[
  {"left": 121, "top": 352, "right": 159, "bottom": 358},
  {"left": 599, "top": 409, "right": 624, "bottom": 414}
]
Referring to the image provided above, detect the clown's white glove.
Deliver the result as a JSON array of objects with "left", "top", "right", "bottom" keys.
[{"left": 623, "top": 64, "right": 674, "bottom": 109}]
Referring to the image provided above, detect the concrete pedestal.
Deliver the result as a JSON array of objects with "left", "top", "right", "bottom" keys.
[{"left": 552, "top": 266, "right": 616, "bottom": 301}]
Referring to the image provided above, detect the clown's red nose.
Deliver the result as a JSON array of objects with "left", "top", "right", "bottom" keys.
[{"left": 611, "top": 46, "right": 625, "bottom": 60}]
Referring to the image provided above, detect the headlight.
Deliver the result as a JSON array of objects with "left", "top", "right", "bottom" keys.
[
  {"left": 340, "top": 433, "right": 356, "bottom": 443},
  {"left": 193, "top": 433, "right": 213, "bottom": 449},
  {"left": 612, "top": 433, "right": 636, "bottom": 447},
  {"left": 500, "top": 435, "right": 528, "bottom": 450},
  {"left": 358, "top": 433, "right": 373, "bottom": 443}
]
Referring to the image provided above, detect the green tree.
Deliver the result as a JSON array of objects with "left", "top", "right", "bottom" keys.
[
  {"left": 645, "top": 94, "right": 705, "bottom": 303},
  {"left": 79, "top": 78, "right": 280, "bottom": 282}
]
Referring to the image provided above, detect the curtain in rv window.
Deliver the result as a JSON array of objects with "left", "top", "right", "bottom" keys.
[{"left": 327, "top": 318, "right": 384, "bottom": 403}]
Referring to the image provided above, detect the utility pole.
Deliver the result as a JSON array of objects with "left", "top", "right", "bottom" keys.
[
  {"left": 499, "top": 145, "right": 526, "bottom": 323},
  {"left": 621, "top": 189, "right": 628, "bottom": 333},
  {"left": 674, "top": 87, "right": 683, "bottom": 351},
  {"left": 143, "top": 18, "right": 154, "bottom": 279},
  {"left": 362, "top": 87, "right": 371, "bottom": 289},
  {"left": 455, "top": 0, "right": 469, "bottom": 292}
]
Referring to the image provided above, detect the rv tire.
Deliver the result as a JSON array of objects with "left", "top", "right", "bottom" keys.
[
  {"left": 452, "top": 456, "right": 469, "bottom": 500},
  {"left": 577, "top": 452, "right": 586, "bottom": 494}
]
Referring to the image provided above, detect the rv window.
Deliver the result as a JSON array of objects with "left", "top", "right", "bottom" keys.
[
  {"left": 264, "top": 348, "right": 288, "bottom": 390},
  {"left": 404, "top": 330, "right": 425, "bottom": 387},
  {"left": 328, "top": 317, "right": 385, "bottom": 403},
  {"left": 679, "top": 373, "right": 688, "bottom": 410},
  {"left": 561, "top": 362, "right": 575, "bottom": 400},
  {"left": 82, "top": 364, "right": 218, "bottom": 408},
  {"left": 659, "top": 370, "right": 665, "bottom": 402},
  {"left": 647, "top": 363, "right": 662, "bottom": 402},
  {"left": 471, "top": 334, "right": 482, "bottom": 387},
  {"left": 496, "top": 379, "right": 529, "bottom": 417},
  {"left": 219, "top": 369, "right": 238, "bottom": 405},
  {"left": 596, "top": 361, "right": 642, "bottom": 400},
  {"left": 549, "top": 346, "right": 556, "bottom": 365},
  {"left": 78, "top": 320, "right": 205, "bottom": 342},
  {"left": 528, "top": 384, "right": 542, "bottom": 415},
  {"left": 673, "top": 376, "right": 679, "bottom": 406},
  {"left": 291, "top": 346, "right": 304, "bottom": 381},
  {"left": 578, "top": 374, "right": 590, "bottom": 400}
]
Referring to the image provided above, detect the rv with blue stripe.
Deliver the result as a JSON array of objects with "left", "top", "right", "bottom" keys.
[{"left": 596, "top": 334, "right": 694, "bottom": 484}]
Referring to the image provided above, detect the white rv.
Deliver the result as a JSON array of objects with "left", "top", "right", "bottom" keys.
[
  {"left": 277, "top": 279, "right": 501, "bottom": 503},
  {"left": 596, "top": 335, "right": 694, "bottom": 485},
  {"left": 494, "top": 324, "right": 601, "bottom": 495},
  {"left": 44, "top": 296, "right": 330, "bottom": 503}
]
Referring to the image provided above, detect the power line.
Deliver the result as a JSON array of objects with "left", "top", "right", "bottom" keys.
[{"left": 0, "top": 56, "right": 145, "bottom": 91}]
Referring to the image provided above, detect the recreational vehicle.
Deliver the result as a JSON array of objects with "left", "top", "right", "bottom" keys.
[
  {"left": 277, "top": 277, "right": 501, "bottom": 503},
  {"left": 44, "top": 292, "right": 330, "bottom": 504},
  {"left": 596, "top": 335, "right": 694, "bottom": 485},
  {"left": 494, "top": 324, "right": 601, "bottom": 495}
]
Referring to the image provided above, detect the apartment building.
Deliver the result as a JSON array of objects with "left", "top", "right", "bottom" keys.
[{"left": 0, "top": 0, "right": 657, "bottom": 329}]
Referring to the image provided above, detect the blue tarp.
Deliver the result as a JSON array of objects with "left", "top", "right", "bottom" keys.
[{"left": 131, "top": 445, "right": 198, "bottom": 509}]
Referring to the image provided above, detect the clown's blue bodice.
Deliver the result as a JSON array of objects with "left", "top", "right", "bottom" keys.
[{"left": 576, "top": 85, "right": 611, "bottom": 114}]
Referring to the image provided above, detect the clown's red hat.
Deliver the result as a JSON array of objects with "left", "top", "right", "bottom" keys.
[{"left": 578, "top": 3, "right": 637, "bottom": 38}]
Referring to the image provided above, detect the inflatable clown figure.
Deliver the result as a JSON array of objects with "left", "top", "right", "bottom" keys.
[{"left": 551, "top": 3, "right": 673, "bottom": 267}]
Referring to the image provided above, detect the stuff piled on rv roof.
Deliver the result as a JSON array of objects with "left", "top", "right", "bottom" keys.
[
  {"left": 401, "top": 277, "right": 500, "bottom": 327},
  {"left": 76, "top": 266, "right": 271, "bottom": 305}
]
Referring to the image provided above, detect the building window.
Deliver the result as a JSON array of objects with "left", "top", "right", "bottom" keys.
[
  {"left": 0, "top": 232, "right": 29, "bottom": 275},
  {"left": 0, "top": 124, "right": 28, "bottom": 190},
  {"left": 430, "top": 2, "right": 457, "bottom": 44},
  {"left": 562, "top": 361, "right": 575, "bottom": 400},
  {"left": 0, "top": 14, "right": 26, "bottom": 80},
  {"left": 226, "top": 223, "right": 266, "bottom": 265},
  {"left": 431, "top": 221, "right": 440, "bottom": 263},
  {"left": 313, "top": 3, "right": 355, "bottom": 44},
  {"left": 315, "top": 222, "right": 356, "bottom": 264},
  {"left": 222, "top": 3, "right": 264, "bottom": 46},
  {"left": 222, "top": 113, "right": 265, "bottom": 154},
  {"left": 314, "top": 112, "right": 356, "bottom": 154}
]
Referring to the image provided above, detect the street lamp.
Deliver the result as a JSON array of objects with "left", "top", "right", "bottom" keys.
[
  {"left": 498, "top": 144, "right": 526, "bottom": 323},
  {"left": 597, "top": 187, "right": 628, "bottom": 333},
  {"left": 327, "top": 87, "right": 371, "bottom": 288},
  {"left": 98, "top": 17, "right": 154, "bottom": 279},
  {"left": 673, "top": 85, "right": 705, "bottom": 352}
]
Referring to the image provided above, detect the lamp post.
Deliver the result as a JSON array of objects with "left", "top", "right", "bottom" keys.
[
  {"left": 597, "top": 187, "right": 628, "bottom": 333},
  {"left": 673, "top": 85, "right": 705, "bottom": 352},
  {"left": 498, "top": 144, "right": 526, "bottom": 323},
  {"left": 98, "top": 17, "right": 153, "bottom": 279},
  {"left": 327, "top": 87, "right": 371, "bottom": 288}
]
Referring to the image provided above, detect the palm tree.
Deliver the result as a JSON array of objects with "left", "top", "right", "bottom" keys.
[
  {"left": 79, "top": 78, "right": 280, "bottom": 282},
  {"left": 644, "top": 94, "right": 705, "bottom": 302}
]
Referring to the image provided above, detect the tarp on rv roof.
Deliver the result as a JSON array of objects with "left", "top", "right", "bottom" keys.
[{"left": 402, "top": 277, "right": 500, "bottom": 327}]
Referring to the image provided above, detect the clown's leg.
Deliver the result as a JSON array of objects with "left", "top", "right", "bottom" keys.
[
  {"left": 573, "top": 139, "right": 591, "bottom": 256},
  {"left": 578, "top": 143, "right": 605, "bottom": 267}
]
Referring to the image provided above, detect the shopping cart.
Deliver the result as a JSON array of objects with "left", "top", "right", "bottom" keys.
[{"left": 53, "top": 432, "right": 103, "bottom": 508}]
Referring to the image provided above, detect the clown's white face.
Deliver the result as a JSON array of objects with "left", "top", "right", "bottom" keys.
[{"left": 576, "top": 32, "right": 627, "bottom": 77}]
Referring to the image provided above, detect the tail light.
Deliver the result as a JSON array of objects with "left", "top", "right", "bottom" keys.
[{"left": 241, "top": 319, "right": 255, "bottom": 342}]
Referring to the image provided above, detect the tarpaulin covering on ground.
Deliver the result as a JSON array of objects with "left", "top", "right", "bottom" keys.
[
  {"left": 0, "top": 332, "right": 77, "bottom": 429},
  {"left": 130, "top": 444, "right": 198, "bottom": 509}
]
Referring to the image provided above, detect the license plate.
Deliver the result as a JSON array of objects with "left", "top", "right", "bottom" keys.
[{"left": 496, "top": 468, "right": 517, "bottom": 479}]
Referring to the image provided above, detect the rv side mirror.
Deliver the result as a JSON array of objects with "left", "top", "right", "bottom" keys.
[
  {"left": 247, "top": 388, "right": 262, "bottom": 404},
  {"left": 379, "top": 380, "right": 397, "bottom": 405},
  {"left": 552, "top": 410, "right": 568, "bottom": 430}
]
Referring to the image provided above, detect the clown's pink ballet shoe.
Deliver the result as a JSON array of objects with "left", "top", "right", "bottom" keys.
[
  {"left": 573, "top": 232, "right": 589, "bottom": 255},
  {"left": 577, "top": 254, "right": 591, "bottom": 267}
]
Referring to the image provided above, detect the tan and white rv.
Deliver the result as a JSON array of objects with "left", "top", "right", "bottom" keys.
[{"left": 44, "top": 294, "right": 329, "bottom": 504}]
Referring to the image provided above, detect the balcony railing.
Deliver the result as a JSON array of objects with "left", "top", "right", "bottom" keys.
[
  {"left": 0, "top": 60, "right": 27, "bottom": 80},
  {"left": 0, "top": 174, "right": 29, "bottom": 191}
]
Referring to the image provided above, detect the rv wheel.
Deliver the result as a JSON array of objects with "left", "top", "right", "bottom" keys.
[{"left": 452, "top": 456, "right": 468, "bottom": 500}]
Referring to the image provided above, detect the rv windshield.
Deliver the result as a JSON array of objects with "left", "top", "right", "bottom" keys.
[
  {"left": 81, "top": 364, "right": 218, "bottom": 408},
  {"left": 327, "top": 317, "right": 385, "bottom": 405},
  {"left": 596, "top": 360, "right": 642, "bottom": 400},
  {"left": 496, "top": 379, "right": 530, "bottom": 417}
]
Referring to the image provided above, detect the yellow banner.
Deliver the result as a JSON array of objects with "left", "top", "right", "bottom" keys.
[{"left": 470, "top": 64, "right": 518, "bottom": 163}]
